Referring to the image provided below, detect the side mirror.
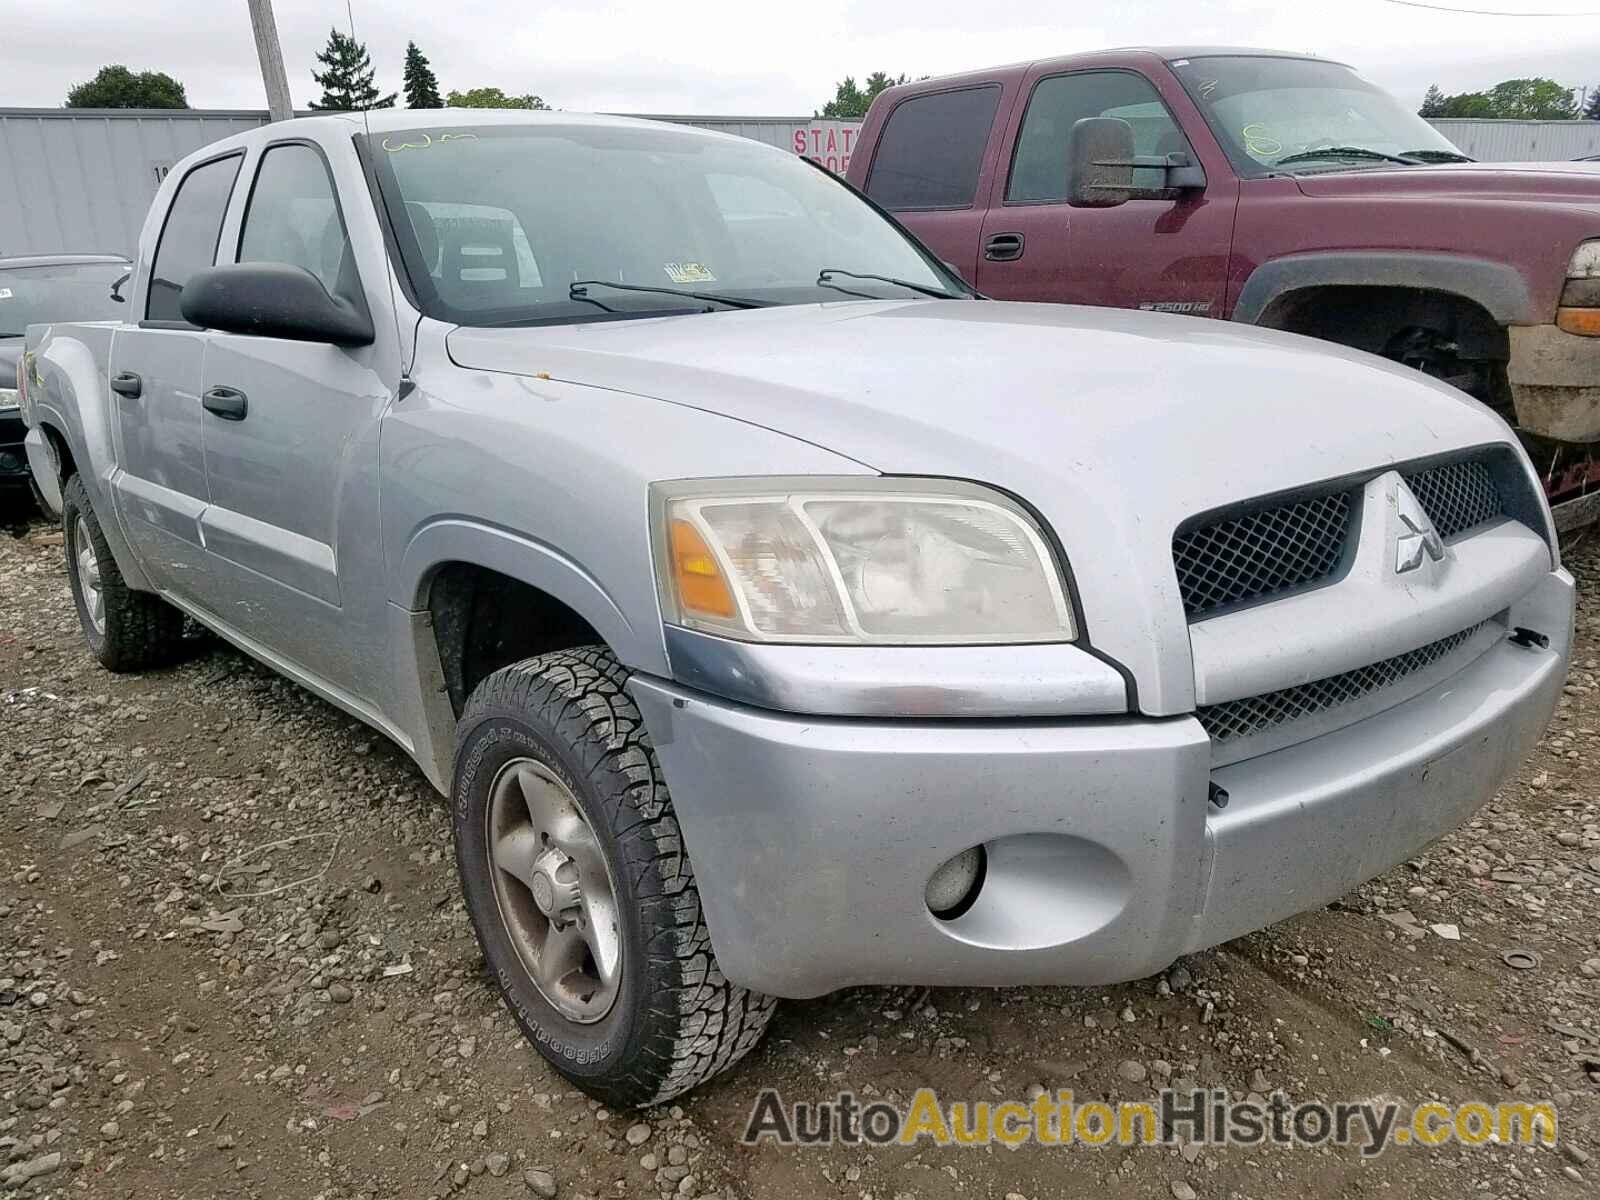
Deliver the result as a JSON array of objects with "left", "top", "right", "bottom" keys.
[
  {"left": 179, "top": 263, "right": 374, "bottom": 347},
  {"left": 1066, "top": 116, "right": 1206, "bottom": 208}
]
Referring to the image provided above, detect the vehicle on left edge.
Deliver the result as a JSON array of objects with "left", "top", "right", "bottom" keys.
[{"left": 0, "top": 254, "right": 130, "bottom": 507}]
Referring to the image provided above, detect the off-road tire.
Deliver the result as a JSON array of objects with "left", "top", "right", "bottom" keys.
[
  {"left": 61, "top": 473, "right": 184, "bottom": 672},
  {"left": 452, "top": 646, "right": 776, "bottom": 1108}
]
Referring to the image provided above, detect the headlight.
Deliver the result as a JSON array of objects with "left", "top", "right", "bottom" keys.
[
  {"left": 1569, "top": 241, "right": 1600, "bottom": 279},
  {"left": 652, "top": 478, "right": 1076, "bottom": 644},
  {"left": 1559, "top": 241, "right": 1600, "bottom": 333},
  {"left": 0, "top": 387, "right": 17, "bottom": 411}
]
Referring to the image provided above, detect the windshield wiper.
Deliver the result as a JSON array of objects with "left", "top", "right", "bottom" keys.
[
  {"left": 569, "top": 280, "right": 765, "bottom": 310},
  {"left": 1273, "top": 147, "right": 1424, "bottom": 167},
  {"left": 817, "top": 268, "right": 960, "bottom": 299},
  {"left": 1400, "top": 148, "right": 1476, "bottom": 163}
]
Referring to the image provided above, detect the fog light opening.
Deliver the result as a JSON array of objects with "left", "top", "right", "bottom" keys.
[{"left": 926, "top": 844, "right": 987, "bottom": 921}]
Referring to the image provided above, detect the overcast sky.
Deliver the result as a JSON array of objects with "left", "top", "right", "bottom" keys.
[{"left": 5, "top": 0, "right": 1600, "bottom": 114}]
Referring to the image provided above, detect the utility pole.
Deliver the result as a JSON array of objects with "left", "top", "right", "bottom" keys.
[{"left": 246, "top": 0, "right": 294, "bottom": 122}]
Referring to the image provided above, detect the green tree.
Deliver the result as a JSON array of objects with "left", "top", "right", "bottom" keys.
[
  {"left": 817, "top": 72, "right": 907, "bottom": 119},
  {"left": 403, "top": 41, "right": 442, "bottom": 109},
  {"left": 1428, "top": 77, "right": 1577, "bottom": 120},
  {"left": 1418, "top": 84, "right": 1447, "bottom": 118},
  {"left": 1484, "top": 77, "right": 1577, "bottom": 119},
  {"left": 1583, "top": 87, "right": 1600, "bottom": 120},
  {"left": 445, "top": 86, "right": 548, "bottom": 110},
  {"left": 308, "top": 28, "right": 395, "bottom": 111},
  {"left": 65, "top": 65, "right": 188, "bottom": 109}
]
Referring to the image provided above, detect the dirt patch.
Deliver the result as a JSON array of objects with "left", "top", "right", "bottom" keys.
[{"left": 1, "top": 517, "right": 1597, "bottom": 1198}]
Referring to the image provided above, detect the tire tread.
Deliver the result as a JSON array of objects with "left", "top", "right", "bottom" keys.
[
  {"left": 61, "top": 474, "right": 184, "bottom": 673},
  {"left": 459, "top": 647, "right": 775, "bottom": 1107}
]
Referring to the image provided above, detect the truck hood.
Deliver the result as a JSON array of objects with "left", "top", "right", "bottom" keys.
[
  {"left": 1292, "top": 160, "right": 1600, "bottom": 203},
  {"left": 447, "top": 300, "right": 1521, "bottom": 713}
]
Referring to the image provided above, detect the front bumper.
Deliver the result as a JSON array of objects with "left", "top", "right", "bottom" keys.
[
  {"left": 0, "top": 411, "right": 28, "bottom": 489},
  {"left": 630, "top": 569, "right": 1573, "bottom": 999},
  {"left": 1508, "top": 324, "right": 1600, "bottom": 442}
]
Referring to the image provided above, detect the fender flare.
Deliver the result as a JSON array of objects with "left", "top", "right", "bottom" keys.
[
  {"left": 1232, "top": 252, "right": 1536, "bottom": 328},
  {"left": 393, "top": 517, "right": 657, "bottom": 673},
  {"left": 32, "top": 334, "right": 156, "bottom": 592}
]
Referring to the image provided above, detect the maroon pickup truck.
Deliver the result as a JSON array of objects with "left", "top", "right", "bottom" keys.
[{"left": 846, "top": 47, "right": 1600, "bottom": 528}]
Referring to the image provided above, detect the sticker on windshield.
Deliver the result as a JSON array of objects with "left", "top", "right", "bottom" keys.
[
  {"left": 664, "top": 262, "right": 717, "bottom": 284},
  {"left": 0, "top": 289, "right": 12, "bottom": 300}
]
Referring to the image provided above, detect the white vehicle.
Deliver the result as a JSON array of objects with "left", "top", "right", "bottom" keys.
[{"left": 22, "top": 110, "right": 1572, "bottom": 1107}]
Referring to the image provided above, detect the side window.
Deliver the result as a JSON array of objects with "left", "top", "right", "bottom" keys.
[
  {"left": 866, "top": 86, "right": 1002, "bottom": 210},
  {"left": 1007, "top": 72, "right": 1190, "bottom": 203},
  {"left": 144, "top": 154, "right": 242, "bottom": 323},
  {"left": 238, "top": 143, "right": 359, "bottom": 304}
]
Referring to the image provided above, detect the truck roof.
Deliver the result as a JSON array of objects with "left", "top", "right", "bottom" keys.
[
  {"left": 884, "top": 46, "right": 1346, "bottom": 93},
  {"left": 0, "top": 253, "right": 129, "bottom": 270},
  {"left": 233, "top": 108, "right": 748, "bottom": 138}
]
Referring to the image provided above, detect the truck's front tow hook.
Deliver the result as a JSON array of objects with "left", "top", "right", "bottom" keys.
[{"left": 1509, "top": 626, "right": 1551, "bottom": 650}]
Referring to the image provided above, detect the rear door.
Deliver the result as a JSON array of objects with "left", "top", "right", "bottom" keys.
[
  {"left": 110, "top": 151, "right": 242, "bottom": 589},
  {"left": 192, "top": 138, "right": 395, "bottom": 699},
  {"left": 976, "top": 67, "right": 1236, "bottom": 313},
  {"left": 861, "top": 84, "right": 1008, "bottom": 283}
]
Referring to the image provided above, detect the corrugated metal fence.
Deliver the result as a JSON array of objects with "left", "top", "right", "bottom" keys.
[
  {"left": 0, "top": 110, "right": 266, "bottom": 258},
  {"left": 1428, "top": 118, "right": 1600, "bottom": 162},
  {"left": 0, "top": 108, "right": 863, "bottom": 258}
]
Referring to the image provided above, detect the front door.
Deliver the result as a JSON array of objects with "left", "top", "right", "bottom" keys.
[
  {"left": 976, "top": 68, "right": 1236, "bottom": 317},
  {"left": 109, "top": 151, "right": 243, "bottom": 589},
  {"left": 192, "top": 140, "right": 394, "bottom": 700},
  {"left": 861, "top": 83, "right": 1009, "bottom": 284}
]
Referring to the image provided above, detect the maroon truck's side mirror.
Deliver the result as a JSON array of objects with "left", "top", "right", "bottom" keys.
[
  {"left": 1067, "top": 117, "right": 1138, "bottom": 208},
  {"left": 1067, "top": 116, "right": 1206, "bottom": 208}
]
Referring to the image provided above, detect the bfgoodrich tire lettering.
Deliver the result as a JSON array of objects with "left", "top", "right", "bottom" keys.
[
  {"left": 452, "top": 646, "right": 775, "bottom": 1107},
  {"left": 60, "top": 473, "right": 185, "bottom": 673}
]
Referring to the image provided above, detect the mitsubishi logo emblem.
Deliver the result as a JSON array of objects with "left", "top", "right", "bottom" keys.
[{"left": 1394, "top": 482, "right": 1445, "bottom": 575}]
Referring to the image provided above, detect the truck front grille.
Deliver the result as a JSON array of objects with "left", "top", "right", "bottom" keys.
[
  {"left": 1173, "top": 455, "right": 1508, "bottom": 620},
  {"left": 1404, "top": 458, "right": 1502, "bottom": 539},
  {"left": 1172, "top": 491, "right": 1354, "bottom": 619},
  {"left": 1196, "top": 622, "right": 1490, "bottom": 747}
]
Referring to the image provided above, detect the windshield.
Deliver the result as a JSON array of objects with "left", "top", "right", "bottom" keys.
[
  {"left": 362, "top": 123, "right": 964, "bottom": 327},
  {"left": 1169, "top": 55, "right": 1465, "bottom": 176},
  {"left": 0, "top": 261, "right": 127, "bottom": 337}
]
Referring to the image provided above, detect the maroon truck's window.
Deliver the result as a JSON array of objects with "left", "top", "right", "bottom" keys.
[
  {"left": 865, "top": 85, "right": 1002, "bottom": 211},
  {"left": 1007, "top": 71, "right": 1189, "bottom": 203}
]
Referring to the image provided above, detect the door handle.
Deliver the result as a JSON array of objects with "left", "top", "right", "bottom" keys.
[
  {"left": 202, "top": 386, "right": 248, "bottom": 421},
  {"left": 983, "top": 232, "right": 1025, "bottom": 262},
  {"left": 109, "top": 371, "right": 142, "bottom": 399}
]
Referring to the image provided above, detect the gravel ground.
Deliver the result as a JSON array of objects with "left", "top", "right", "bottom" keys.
[{"left": 1, "top": 512, "right": 1598, "bottom": 1199}]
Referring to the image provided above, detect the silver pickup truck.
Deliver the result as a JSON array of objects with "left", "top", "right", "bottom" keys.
[{"left": 21, "top": 110, "right": 1574, "bottom": 1108}]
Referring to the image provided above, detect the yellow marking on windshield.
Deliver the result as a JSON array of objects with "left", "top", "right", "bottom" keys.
[
  {"left": 1242, "top": 124, "right": 1282, "bottom": 157},
  {"left": 383, "top": 133, "right": 433, "bottom": 153}
]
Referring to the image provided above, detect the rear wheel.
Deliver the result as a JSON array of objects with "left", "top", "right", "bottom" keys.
[
  {"left": 61, "top": 474, "right": 184, "bottom": 672},
  {"left": 452, "top": 647, "right": 775, "bottom": 1107}
]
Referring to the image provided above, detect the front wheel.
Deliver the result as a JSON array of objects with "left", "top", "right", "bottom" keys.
[{"left": 452, "top": 647, "right": 775, "bottom": 1107}]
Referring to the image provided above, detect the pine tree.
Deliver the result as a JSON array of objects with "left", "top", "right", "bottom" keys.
[
  {"left": 403, "top": 41, "right": 442, "bottom": 109},
  {"left": 308, "top": 28, "right": 396, "bottom": 111},
  {"left": 1418, "top": 85, "right": 1447, "bottom": 119},
  {"left": 1586, "top": 87, "right": 1600, "bottom": 121}
]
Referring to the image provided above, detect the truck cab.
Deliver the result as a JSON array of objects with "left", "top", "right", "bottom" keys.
[{"left": 847, "top": 47, "right": 1600, "bottom": 527}]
